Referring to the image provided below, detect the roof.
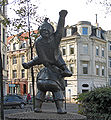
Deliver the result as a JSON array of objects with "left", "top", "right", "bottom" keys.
[{"left": 7, "top": 30, "right": 39, "bottom": 44}]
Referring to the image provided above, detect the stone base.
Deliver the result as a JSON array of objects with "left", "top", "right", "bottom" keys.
[{"left": 5, "top": 111, "right": 87, "bottom": 120}]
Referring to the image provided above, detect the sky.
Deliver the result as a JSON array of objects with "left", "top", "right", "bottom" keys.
[{"left": 8, "top": 0, "right": 111, "bottom": 31}]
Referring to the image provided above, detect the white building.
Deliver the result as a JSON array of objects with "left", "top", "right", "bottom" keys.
[{"left": 60, "top": 21, "right": 107, "bottom": 102}]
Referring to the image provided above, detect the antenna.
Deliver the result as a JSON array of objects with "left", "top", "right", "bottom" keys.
[
  {"left": 96, "top": 14, "right": 97, "bottom": 24},
  {"left": 95, "top": 14, "right": 99, "bottom": 27}
]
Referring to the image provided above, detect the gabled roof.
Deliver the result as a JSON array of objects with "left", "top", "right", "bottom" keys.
[{"left": 7, "top": 30, "right": 39, "bottom": 44}]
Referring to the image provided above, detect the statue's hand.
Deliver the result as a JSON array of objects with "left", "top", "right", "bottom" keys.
[
  {"left": 22, "top": 63, "right": 30, "bottom": 69},
  {"left": 59, "top": 10, "right": 68, "bottom": 17}
]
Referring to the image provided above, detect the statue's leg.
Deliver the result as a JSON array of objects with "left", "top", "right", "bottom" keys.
[
  {"left": 34, "top": 90, "right": 46, "bottom": 113},
  {"left": 55, "top": 100, "right": 67, "bottom": 114},
  {"left": 34, "top": 99, "right": 43, "bottom": 113},
  {"left": 53, "top": 91, "right": 67, "bottom": 114}
]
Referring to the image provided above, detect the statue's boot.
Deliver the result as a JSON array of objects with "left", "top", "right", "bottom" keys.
[
  {"left": 34, "top": 99, "right": 43, "bottom": 113},
  {"left": 55, "top": 100, "right": 67, "bottom": 114}
]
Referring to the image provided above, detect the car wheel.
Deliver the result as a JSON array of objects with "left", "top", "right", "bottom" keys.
[{"left": 20, "top": 103, "right": 25, "bottom": 109}]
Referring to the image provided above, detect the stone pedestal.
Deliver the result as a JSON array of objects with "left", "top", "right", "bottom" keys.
[{"left": 5, "top": 111, "right": 87, "bottom": 120}]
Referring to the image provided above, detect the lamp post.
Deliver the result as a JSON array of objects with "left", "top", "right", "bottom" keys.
[
  {"left": 27, "top": 0, "right": 35, "bottom": 109},
  {"left": 0, "top": 33, "right": 4, "bottom": 120}
]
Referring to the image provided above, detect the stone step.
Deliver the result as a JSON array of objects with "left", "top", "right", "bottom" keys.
[{"left": 5, "top": 111, "right": 87, "bottom": 120}]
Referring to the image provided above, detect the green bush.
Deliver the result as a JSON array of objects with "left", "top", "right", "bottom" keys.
[{"left": 76, "top": 86, "right": 111, "bottom": 119}]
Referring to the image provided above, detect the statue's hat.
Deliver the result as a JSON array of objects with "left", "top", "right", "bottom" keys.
[{"left": 39, "top": 18, "right": 54, "bottom": 34}]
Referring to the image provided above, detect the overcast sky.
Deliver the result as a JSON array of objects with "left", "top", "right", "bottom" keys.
[{"left": 8, "top": 0, "right": 111, "bottom": 31}]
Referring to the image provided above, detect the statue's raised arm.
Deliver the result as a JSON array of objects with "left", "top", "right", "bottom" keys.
[{"left": 55, "top": 10, "right": 68, "bottom": 44}]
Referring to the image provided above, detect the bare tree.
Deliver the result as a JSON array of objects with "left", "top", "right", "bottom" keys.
[
  {"left": 86, "top": 0, "right": 111, "bottom": 15},
  {"left": 7, "top": 0, "right": 46, "bottom": 36}
]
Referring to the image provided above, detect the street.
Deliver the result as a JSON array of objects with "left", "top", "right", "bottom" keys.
[
  {"left": 4, "top": 102, "right": 87, "bottom": 120},
  {"left": 4, "top": 102, "right": 78, "bottom": 115}
]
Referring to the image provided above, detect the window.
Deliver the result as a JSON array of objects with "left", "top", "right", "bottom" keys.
[
  {"left": 3, "top": 54, "right": 5, "bottom": 70},
  {"left": 82, "top": 84, "right": 89, "bottom": 87},
  {"left": 83, "top": 63, "right": 88, "bottom": 74},
  {"left": 3, "top": 5, "right": 5, "bottom": 14},
  {"left": 66, "top": 28, "right": 71, "bottom": 36},
  {"left": 62, "top": 46, "right": 66, "bottom": 56},
  {"left": 13, "top": 43, "right": 17, "bottom": 50},
  {"left": 21, "top": 55, "right": 25, "bottom": 63},
  {"left": 13, "top": 56, "right": 17, "bottom": 64},
  {"left": 108, "top": 57, "right": 111, "bottom": 68},
  {"left": 7, "top": 44, "right": 10, "bottom": 51},
  {"left": 108, "top": 41, "right": 111, "bottom": 51},
  {"left": 13, "top": 70, "right": 17, "bottom": 78},
  {"left": 82, "top": 27, "right": 88, "bottom": 35},
  {"left": 3, "top": 28, "right": 5, "bottom": 43},
  {"left": 102, "top": 66, "right": 105, "bottom": 76},
  {"left": 21, "top": 69, "right": 25, "bottom": 78},
  {"left": 96, "top": 46, "right": 99, "bottom": 56},
  {"left": 23, "top": 84, "right": 26, "bottom": 94},
  {"left": 69, "top": 45, "right": 74, "bottom": 55},
  {"left": 96, "top": 65, "right": 99, "bottom": 76},
  {"left": 7, "top": 56, "right": 8, "bottom": 65},
  {"left": 69, "top": 64, "right": 74, "bottom": 74},
  {"left": 82, "top": 90, "right": 89, "bottom": 93},
  {"left": 102, "top": 48, "right": 104, "bottom": 57},
  {"left": 20, "top": 41, "right": 26, "bottom": 49},
  {"left": 96, "top": 29, "right": 101, "bottom": 38},
  {"left": 83, "top": 44, "right": 88, "bottom": 54},
  {"left": 109, "top": 75, "right": 111, "bottom": 86}
]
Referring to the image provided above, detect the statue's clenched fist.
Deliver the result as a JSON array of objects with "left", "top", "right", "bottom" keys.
[{"left": 59, "top": 10, "right": 68, "bottom": 17}]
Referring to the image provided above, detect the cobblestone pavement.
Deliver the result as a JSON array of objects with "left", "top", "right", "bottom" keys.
[
  {"left": 5, "top": 102, "right": 87, "bottom": 120},
  {"left": 4, "top": 102, "right": 78, "bottom": 114}
]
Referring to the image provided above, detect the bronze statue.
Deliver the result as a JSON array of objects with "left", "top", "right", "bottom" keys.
[{"left": 22, "top": 10, "right": 72, "bottom": 114}]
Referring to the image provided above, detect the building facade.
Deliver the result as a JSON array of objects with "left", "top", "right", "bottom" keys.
[
  {"left": 7, "top": 31, "right": 39, "bottom": 95},
  {"left": 60, "top": 21, "right": 108, "bottom": 102},
  {"left": 106, "top": 30, "right": 111, "bottom": 86},
  {"left": 0, "top": 0, "right": 8, "bottom": 95}
]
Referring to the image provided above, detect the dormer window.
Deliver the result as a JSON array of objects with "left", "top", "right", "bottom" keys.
[
  {"left": 7, "top": 44, "right": 10, "bottom": 51},
  {"left": 20, "top": 41, "right": 26, "bottom": 49},
  {"left": 66, "top": 28, "right": 71, "bottom": 36},
  {"left": 13, "top": 43, "right": 17, "bottom": 50},
  {"left": 96, "top": 29, "right": 101, "bottom": 38},
  {"left": 82, "top": 27, "right": 88, "bottom": 35}
]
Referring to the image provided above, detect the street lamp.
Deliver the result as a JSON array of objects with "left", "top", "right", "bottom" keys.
[{"left": 27, "top": 0, "right": 35, "bottom": 109}]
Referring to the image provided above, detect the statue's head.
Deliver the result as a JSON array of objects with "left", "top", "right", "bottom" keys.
[{"left": 38, "top": 18, "right": 54, "bottom": 38}]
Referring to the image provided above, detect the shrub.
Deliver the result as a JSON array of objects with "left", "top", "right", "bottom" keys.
[{"left": 76, "top": 86, "right": 111, "bottom": 119}]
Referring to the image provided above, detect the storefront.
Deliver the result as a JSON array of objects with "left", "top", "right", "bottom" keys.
[{"left": 7, "top": 81, "right": 28, "bottom": 95}]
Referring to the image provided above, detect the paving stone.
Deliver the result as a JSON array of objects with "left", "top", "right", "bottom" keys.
[{"left": 5, "top": 111, "right": 87, "bottom": 120}]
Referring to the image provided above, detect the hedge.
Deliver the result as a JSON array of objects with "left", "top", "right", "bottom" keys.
[{"left": 75, "top": 86, "right": 111, "bottom": 120}]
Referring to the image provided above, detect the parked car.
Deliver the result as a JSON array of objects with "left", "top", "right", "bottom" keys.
[{"left": 1, "top": 94, "right": 26, "bottom": 109}]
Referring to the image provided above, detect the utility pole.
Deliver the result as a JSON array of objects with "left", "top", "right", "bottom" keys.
[
  {"left": 0, "top": 33, "right": 4, "bottom": 120},
  {"left": 27, "top": 0, "right": 35, "bottom": 109}
]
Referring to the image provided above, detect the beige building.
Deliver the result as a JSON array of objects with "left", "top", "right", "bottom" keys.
[
  {"left": 0, "top": 0, "right": 8, "bottom": 95},
  {"left": 7, "top": 31, "right": 39, "bottom": 95},
  {"left": 60, "top": 21, "right": 108, "bottom": 102}
]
